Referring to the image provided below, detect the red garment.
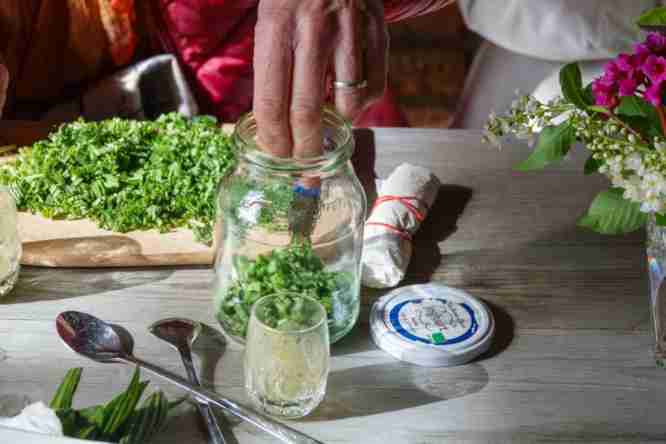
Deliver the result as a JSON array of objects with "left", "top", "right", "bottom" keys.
[{"left": 151, "top": 1, "right": 449, "bottom": 126}]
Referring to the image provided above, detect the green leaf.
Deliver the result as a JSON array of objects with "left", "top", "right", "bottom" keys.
[
  {"left": 560, "top": 63, "right": 590, "bottom": 110},
  {"left": 100, "top": 368, "right": 148, "bottom": 439},
  {"left": 577, "top": 188, "right": 647, "bottom": 234},
  {"left": 587, "top": 105, "right": 611, "bottom": 115},
  {"left": 613, "top": 97, "right": 662, "bottom": 138},
  {"left": 637, "top": 7, "right": 666, "bottom": 26},
  {"left": 583, "top": 83, "right": 595, "bottom": 106},
  {"left": 656, "top": 213, "right": 666, "bottom": 226},
  {"left": 516, "top": 123, "right": 576, "bottom": 171},
  {"left": 121, "top": 391, "right": 170, "bottom": 444},
  {"left": 584, "top": 155, "right": 602, "bottom": 175},
  {"left": 50, "top": 368, "right": 82, "bottom": 410}
]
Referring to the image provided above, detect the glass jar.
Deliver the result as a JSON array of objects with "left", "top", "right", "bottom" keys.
[
  {"left": 0, "top": 187, "right": 20, "bottom": 298},
  {"left": 647, "top": 214, "right": 666, "bottom": 367},
  {"left": 213, "top": 108, "right": 366, "bottom": 344}
]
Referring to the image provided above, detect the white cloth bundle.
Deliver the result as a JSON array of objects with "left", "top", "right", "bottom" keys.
[
  {"left": 0, "top": 402, "right": 63, "bottom": 436},
  {"left": 361, "top": 163, "right": 440, "bottom": 288}
]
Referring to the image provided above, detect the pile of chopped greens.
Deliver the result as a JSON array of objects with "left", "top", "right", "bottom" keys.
[
  {"left": 51, "top": 367, "right": 181, "bottom": 443},
  {"left": 218, "top": 242, "right": 343, "bottom": 338},
  {"left": 0, "top": 113, "right": 236, "bottom": 244}
]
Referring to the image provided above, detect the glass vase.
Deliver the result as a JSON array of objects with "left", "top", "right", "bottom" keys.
[
  {"left": 0, "top": 186, "right": 20, "bottom": 298},
  {"left": 647, "top": 214, "right": 666, "bottom": 367}
]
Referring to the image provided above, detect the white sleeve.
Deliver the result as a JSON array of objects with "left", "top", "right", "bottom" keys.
[{"left": 458, "top": 0, "right": 660, "bottom": 62}]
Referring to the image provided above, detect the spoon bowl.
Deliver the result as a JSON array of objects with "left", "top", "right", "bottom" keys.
[
  {"left": 149, "top": 318, "right": 201, "bottom": 350},
  {"left": 56, "top": 311, "right": 130, "bottom": 363}
]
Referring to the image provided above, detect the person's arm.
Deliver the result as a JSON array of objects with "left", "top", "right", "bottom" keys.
[{"left": 458, "top": 0, "right": 656, "bottom": 62}]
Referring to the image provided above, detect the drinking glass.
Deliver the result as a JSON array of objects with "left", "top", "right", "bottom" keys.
[
  {"left": 244, "top": 293, "right": 329, "bottom": 418},
  {"left": 0, "top": 186, "right": 20, "bottom": 298}
]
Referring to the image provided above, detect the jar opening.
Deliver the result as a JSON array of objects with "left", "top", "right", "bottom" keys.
[{"left": 232, "top": 107, "right": 354, "bottom": 173}]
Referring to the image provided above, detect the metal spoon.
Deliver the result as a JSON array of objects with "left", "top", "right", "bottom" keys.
[
  {"left": 55, "top": 311, "right": 323, "bottom": 444},
  {"left": 149, "top": 318, "right": 227, "bottom": 444}
]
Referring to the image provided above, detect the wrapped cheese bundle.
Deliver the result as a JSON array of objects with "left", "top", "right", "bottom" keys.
[{"left": 362, "top": 163, "right": 440, "bottom": 288}]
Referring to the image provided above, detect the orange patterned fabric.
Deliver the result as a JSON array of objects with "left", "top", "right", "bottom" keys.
[{"left": 98, "top": 0, "right": 137, "bottom": 66}]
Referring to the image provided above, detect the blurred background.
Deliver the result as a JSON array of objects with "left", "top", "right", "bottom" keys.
[{"left": 387, "top": 4, "right": 478, "bottom": 128}]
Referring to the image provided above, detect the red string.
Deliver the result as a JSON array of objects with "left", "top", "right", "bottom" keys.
[{"left": 366, "top": 195, "right": 428, "bottom": 241}]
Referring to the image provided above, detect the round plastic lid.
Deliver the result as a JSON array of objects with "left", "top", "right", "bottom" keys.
[{"left": 370, "top": 284, "right": 495, "bottom": 367}]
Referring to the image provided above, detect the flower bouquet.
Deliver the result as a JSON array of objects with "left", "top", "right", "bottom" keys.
[{"left": 484, "top": 7, "right": 666, "bottom": 365}]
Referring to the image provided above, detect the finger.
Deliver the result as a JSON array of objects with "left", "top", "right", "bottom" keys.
[
  {"left": 290, "top": 16, "right": 333, "bottom": 158},
  {"left": 253, "top": 9, "right": 293, "bottom": 157},
  {"left": 363, "top": 2, "right": 388, "bottom": 105},
  {"left": 333, "top": 6, "right": 365, "bottom": 120}
]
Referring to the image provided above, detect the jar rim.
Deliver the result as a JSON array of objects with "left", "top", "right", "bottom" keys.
[{"left": 232, "top": 107, "right": 354, "bottom": 173}]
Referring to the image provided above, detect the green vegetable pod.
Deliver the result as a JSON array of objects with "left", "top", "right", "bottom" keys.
[{"left": 212, "top": 108, "right": 366, "bottom": 345}]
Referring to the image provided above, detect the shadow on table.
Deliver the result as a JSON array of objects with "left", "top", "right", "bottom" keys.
[
  {"left": 352, "top": 128, "right": 379, "bottom": 204},
  {"left": 477, "top": 300, "right": 514, "bottom": 362},
  {"left": 0, "top": 267, "right": 174, "bottom": 304},
  {"left": 408, "top": 184, "right": 473, "bottom": 282},
  {"left": 306, "top": 359, "right": 488, "bottom": 421},
  {"left": 192, "top": 324, "right": 240, "bottom": 444},
  {"left": 309, "top": 319, "right": 494, "bottom": 421}
]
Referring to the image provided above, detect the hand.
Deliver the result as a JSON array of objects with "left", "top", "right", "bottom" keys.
[
  {"left": 0, "top": 62, "right": 8, "bottom": 118},
  {"left": 253, "top": 0, "right": 388, "bottom": 158}
]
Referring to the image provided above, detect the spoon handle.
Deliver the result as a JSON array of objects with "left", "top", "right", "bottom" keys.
[
  {"left": 178, "top": 345, "right": 227, "bottom": 444},
  {"left": 123, "top": 355, "right": 324, "bottom": 444}
]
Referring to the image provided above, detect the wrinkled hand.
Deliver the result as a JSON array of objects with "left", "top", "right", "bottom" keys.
[
  {"left": 0, "top": 62, "right": 8, "bottom": 118},
  {"left": 253, "top": 0, "right": 388, "bottom": 158}
]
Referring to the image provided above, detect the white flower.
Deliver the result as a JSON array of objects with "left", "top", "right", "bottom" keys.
[
  {"left": 641, "top": 197, "right": 664, "bottom": 213},
  {"left": 611, "top": 174, "right": 627, "bottom": 188},
  {"left": 624, "top": 153, "right": 643, "bottom": 173},
  {"left": 622, "top": 175, "right": 644, "bottom": 202},
  {"left": 642, "top": 171, "right": 666, "bottom": 195},
  {"left": 482, "top": 131, "right": 502, "bottom": 149}
]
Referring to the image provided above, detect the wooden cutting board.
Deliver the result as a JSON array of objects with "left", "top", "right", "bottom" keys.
[
  {"left": 17, "top": 213, "right": 215, "bottom": 267},
  {"left": 2, "top": 121, "right": 350, "bottom": 268},
  {"left": 2, "top": 120, "right": 234, "bottom": 268}
]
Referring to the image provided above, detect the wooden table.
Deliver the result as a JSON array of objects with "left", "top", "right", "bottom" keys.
[{"left": 1, "top": 129, "right": 665, "bottom": 444}]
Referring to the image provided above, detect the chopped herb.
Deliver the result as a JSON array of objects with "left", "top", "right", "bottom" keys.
[
  {"left": 0, "top": 114, "right": 236, "bottom": 244},
  {"left": 218, "top": 241, "right": 346, "bottom": 338}
]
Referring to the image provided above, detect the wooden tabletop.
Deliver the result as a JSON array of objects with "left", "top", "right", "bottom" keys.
[{"left": 1, "top": 129, "right": 664, "bottom": 444}]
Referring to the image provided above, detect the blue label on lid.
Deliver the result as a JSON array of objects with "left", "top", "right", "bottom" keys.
[{"left": 387, "top": 298, "right": 479, "bottom": 346}]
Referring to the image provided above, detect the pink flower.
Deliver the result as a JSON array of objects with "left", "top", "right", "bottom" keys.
[
  {"left": 643, "top": 55, "right": 666, "bottom": 83},
  {"left": 592, "top": 78, "right": 619, "bottom": 109},
  {"left": 616, "top": 54, "right": 637, "bottom": 71},
  {"left": 603, "top": 60, "right": 622, "bottom": 82},
  {"left": 618, "top": 77, "right": 639, "bottom": 96},
  {"left": 645, "top": 80, "right": 664, "bottom": 106},
  {"left": 647, "top": 32, "right": 666, "bottom": 53},
  {"left": 616, "top": 53, "right": 646, "bottom": 80}
]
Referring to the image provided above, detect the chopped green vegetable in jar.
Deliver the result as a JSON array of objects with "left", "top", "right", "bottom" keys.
[
  {"left": 218, "top": 241, "right": 346, "bottom": 338},
  {"left": 0, "top": 113, "right": 236, "bottom": 244}
]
